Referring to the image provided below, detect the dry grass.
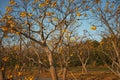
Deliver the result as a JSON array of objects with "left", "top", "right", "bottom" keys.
[{"left": 5, "top": 66, "right": 119, "bottom": 80}]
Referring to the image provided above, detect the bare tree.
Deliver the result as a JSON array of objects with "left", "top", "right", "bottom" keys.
[
  {"left": 91, "top": 0, "right": 120, "bottom": 78},
  {"left": 57, "top": 29, "right": 77, "bottom": 80},
  {"left": 0, "top": 0, "right": 93, "bottom": 79},
  {"left": 74, "top": 36, "right": 91, "bottom": 74}
]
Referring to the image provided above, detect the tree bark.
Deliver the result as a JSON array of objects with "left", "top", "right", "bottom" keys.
[
  {"left": 82, "top": 64, "right": 87, "bottom": 74},
  {"left": 0, "top": 70, "right": 3, "bottom": 80},
  {"left": 48, "top": 53, "right": 58, "bottom": 80},
  {"left": 62, "top": 67, "right": 67, "bottom": 80},
  {"left": 45, "top": 46, "right": 58, "bottom": 80}
]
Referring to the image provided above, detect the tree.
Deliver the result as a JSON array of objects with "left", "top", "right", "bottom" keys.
[
  {"left": 57, "top": 29, "right": 76, "bottom": 80},
  {"left": 91, "top": 0, "right": 120, "bottom": 78},
  {"left": 0, "top": 0, "right": 92, "bottom": 79},
  {"left": 75, "top": 40, "right": 91, "bottom": 74}
]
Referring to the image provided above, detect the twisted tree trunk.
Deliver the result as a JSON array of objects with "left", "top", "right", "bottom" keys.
[{"left": 81, "top": 64, "right": 87, "bottom": 74}]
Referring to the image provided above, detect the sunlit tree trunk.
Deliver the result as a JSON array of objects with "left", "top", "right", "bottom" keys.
[
  {"left": 48, "top": 53, "right": 58, "bottom": 80},
  {"left": 78, "top": 54, "right": 87, "bottom": 74},
  {"left": 63, "top": 67, "right": 67, "bottom": 80},
  {"left": 45, "top": 47, "right": 58, "bottom": 80},
  {"left": 62, "top": 63, "right": 68, "bottom": 80},
  {"left": 81, "top": 64, "right": 87, "bottom": 74}
]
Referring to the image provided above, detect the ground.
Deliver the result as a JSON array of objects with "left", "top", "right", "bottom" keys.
[
  {"left": 5, "top": 66, "right": 119, "bottom": 80},
  {"left": 38, "top": 71, "right": 118, "bottom": 80}
]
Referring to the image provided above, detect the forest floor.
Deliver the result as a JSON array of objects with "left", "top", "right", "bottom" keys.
[
  {"left": 6, "top": 66, "right": 119, "bottom": 80},
  {"left": 39, "top": 71, "right": 118, "bottom": 80},
  {"left": 32, "top": 66, "right": 119, "bottom": 80}
]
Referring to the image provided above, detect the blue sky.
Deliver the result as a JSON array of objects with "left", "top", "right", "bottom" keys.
[
  {"left": 0, "top": 0, "right": 9, "bottom": 13},
  {"left": 0, "top": 0, "right": 103, "bottom": 41}
]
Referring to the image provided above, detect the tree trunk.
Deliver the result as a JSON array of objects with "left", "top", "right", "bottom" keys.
[
  {"left": 44, "top": 45, "right": 58, "bottom": 80},
  {"left": 44, "top": 46, "right": 58, "bottom": 80},
  {"left": 0, "top": 70, "right": 3, "bottom": 80},
  {"left": 58, "top": 65, "right": 63, "bottom": 76},
  {"left": 49, "top": 65, "right": 58, "bottom": 80},
  {"left": 62, "top": 67, "right": 67, "bottom": 80},
  {"left": 0, "top": 41, "right": 3, "bottom": 80},
  {"left": 48, "top": 53, "right": 58, "bottom": 80},
  {"left": 82, "top": 64, "right": 87, "bottom": 74}
]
